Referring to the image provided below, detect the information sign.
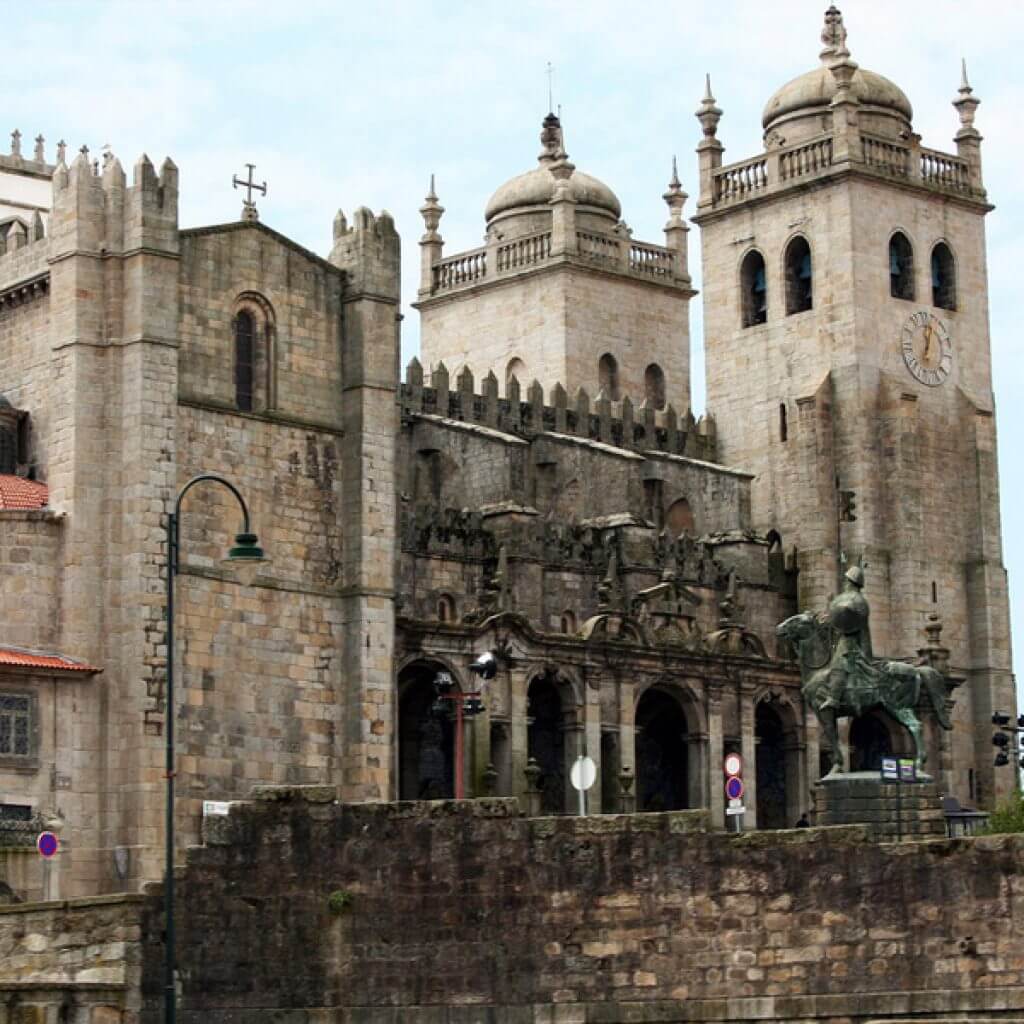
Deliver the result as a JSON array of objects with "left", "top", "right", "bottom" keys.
[
  {"left": 725, "top": 806, "right": 746, "bottom": 816},
  {"left": 898, "top": 758, "right": 916, "bottom": 782},
  {"left": 570, "top": 755, "right": 597, "bottom": 792},
  {"left": 881, "top": 757, "right": 898, "bottom": 781}
]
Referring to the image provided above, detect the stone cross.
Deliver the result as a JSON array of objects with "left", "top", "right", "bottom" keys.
[{"left": 232, "top": 163, "right": 267, "bottom": 222}]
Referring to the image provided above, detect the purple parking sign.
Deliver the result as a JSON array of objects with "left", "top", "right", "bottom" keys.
[{"left": 36, "top": 831, "right": 59, "bottom": 859}]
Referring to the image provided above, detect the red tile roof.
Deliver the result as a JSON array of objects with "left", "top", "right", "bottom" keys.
[
  {"left": 0, "top": 474, "right": 48, "bottom": 510},
  {"left": 0, "top": 647, "right": 100, "bottom": 673}
]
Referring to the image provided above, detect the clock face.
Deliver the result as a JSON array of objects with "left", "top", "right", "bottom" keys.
[{"left": 901, "top": 311, "right": 952, "bottom": 387}]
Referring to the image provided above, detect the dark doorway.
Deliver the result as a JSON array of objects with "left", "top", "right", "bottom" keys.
[
  {"left": 756, "top": 702, "right": 788, "bottom": 829},
  {"left": 528, "top": 677, "right": 566, "bottom": 814},
  {"left": 398, "top": 664, "right": 455, "bottom": 800},
  {"left": 635, "top": 688, "right": 689, "bottom": 811}
]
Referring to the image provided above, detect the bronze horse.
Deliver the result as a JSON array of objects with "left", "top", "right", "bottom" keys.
[{"left": 776, "top": 611, "right": 950, "bottom": 774}]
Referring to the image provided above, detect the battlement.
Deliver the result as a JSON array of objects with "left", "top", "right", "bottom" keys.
[
  {"left": 0, "top": 210, "right": 47, "bottom": 297},
  {"left": 329, "top": 205, "right": 400, "bottom": 300},
  {"left": 400, "top": 357, "right": 716, "bottom": 461},
  {"left": 48, "top": 147, "right": 179, "bottom": 257}
]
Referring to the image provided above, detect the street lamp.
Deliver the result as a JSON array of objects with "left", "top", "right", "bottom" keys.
[{"left": 164, "top": 474, "right": 264, "bottom": 1024}]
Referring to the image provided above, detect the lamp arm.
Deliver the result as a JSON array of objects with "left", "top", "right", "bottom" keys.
[{"left": 173, "top": 473, "right": 252, "bottom": 534}]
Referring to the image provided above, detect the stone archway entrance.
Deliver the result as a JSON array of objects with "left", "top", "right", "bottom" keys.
[
  {"left": 756, "top": 701, "right": 788, "bottom": 829},
  {"left": 527, "top": 676, "right": 567, "bottom": 814},
  {"left": 635, "top": 687, "right": 690, "bottom": 812},
  {"left": 398, "top": 662, "right": 457, "bottom": 800}
]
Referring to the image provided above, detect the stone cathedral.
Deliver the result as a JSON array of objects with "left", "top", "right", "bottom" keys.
[{"left": 0, "top": 5, "right": 1014, "bottom": 907}]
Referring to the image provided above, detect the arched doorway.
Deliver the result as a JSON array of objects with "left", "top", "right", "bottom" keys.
[
  {"left": 398, "top": 662, "right": 457, "bottom": 800},
  {"left": 755, "top": 701, "right": 788, "bottom": 829},
  {"left": 635, "top": 687, "right": 690, "bottom": 812},
  {"left": 527, "top": 676, "right": 567, "bottom": 814},
  {"left": 850, "top": 710, "right": 913, "bottom": 772}
]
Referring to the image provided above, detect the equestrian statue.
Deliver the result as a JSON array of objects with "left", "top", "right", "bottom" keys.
[{"left": 776, "top": 566, "right": 951, "bottom": 775}]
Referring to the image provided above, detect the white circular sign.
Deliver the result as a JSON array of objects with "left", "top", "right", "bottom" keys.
[
  {"left": 570, "top": 755, "right": 597, "bottom": 791},
  {"left": 723, "top": 753, "right": 743, "bottom": 778}
]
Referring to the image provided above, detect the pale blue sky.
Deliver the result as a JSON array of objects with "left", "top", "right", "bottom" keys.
[{"left": 5, "top": 0, "right": 1021, "bottom": 702}]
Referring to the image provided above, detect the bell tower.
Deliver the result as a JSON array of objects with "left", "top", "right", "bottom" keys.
[{"left": 694, "top": 6, "right": 1013, "bottom": 807}]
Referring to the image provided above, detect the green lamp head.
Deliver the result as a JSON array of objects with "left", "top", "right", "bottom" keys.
[{"left": 227, "top": 532, "right": 265, "bottom": 562}]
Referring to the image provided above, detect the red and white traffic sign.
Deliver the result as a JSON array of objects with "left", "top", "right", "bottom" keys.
[
  {"left": 723, "top": 753, "right": 743, "bottom": 777},
  {"left": 725, "top": 776, "right": 745, "bottom": 801}
]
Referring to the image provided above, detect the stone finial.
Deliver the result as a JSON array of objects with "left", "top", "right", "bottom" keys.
[
  {"left": 538, "top": 112, "right": 566, "bottom": 164},
  {"left": 56, "top": 139, "right": 67, "bottom": 165},
  {"left": 419, "top": 173, "right": 445, "bottom": 239},
  {"left": 695, "top": 74, "right": 723, "bottom": 139},
  {"left": 31, "top": 211, "right": 44, "bottom": 241},
  {"left": 406, "top": 356, "right": 424, "bottom": 388},
  {"left": 663, "top": 156, "right": 688, "bottom": 224},
  {"left": 819, "top": 5, "right": 848, "bottom": 62},
  {"left": 33, "top": 134, "right": 44, "bottom": 162},
  {"left": 953, "top": 58, "right": 981, "bottom": 136},
  {"left": 10, "top": 129, "right": 21, "bottom": 158},
  {"left": 333, "top": 209, "right": 348, "bottom": 240}
]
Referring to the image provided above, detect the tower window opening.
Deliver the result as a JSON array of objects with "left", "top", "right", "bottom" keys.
[
  {"left": 644, "top": 363, "right": 666, "bottom": 410},
  {"left": 598, "top": 353, "right": 621, "bottom": 401},
  {"left": 234, "top": 310, "right": 255, "bottom": 412},
  {"left": 560, "top": 610, "right": 577, "bottom": 635},
  {"left": 889, "top": 232, "right": 915, "bottom": 301},
  {"left": 931, "top": 242, "right": 956, "bottom": 310},
  {"left": 779, "top": 402, "right": 788, "bottom": 442},
  {"left": 506, "top": 357, "right": 527, "bottom": 395},
  {"left": 437, "top": 594, "right": 456, "bottom": 623},
  {"left": 784, "top": 236, "right": 813, "bottom": 314},
  {"left": 931, "top": 580, "right": 937, "bottom": 604},
  {"left": 741, "top": 250, "right": 768, "bottom": 327}
]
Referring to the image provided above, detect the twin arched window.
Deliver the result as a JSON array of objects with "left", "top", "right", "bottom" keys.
[
  {"left": 742, "top": 240, "right": 814, "bottom": 327},
  {"left": 232, "top": 295, "right": 275, "bottom": 413},
  {"left": 889, "top": 233, "right": 957, "bottom": 309}
]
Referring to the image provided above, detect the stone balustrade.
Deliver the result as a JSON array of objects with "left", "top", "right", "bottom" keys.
[
  {"left": 629, "top": 240, "right": 674, "bottom": 278},
  {"left": 431, "top": 245, "right": 487, "bottom": 291},
  {"left": 496, "top": 230, "right": 551, "bottom": 271},
  {"left": 920, "top": 145, "right": 971, "bottom": 191},
  {"left": 702, "top": 129, "right": 985, "bottom": 211}
]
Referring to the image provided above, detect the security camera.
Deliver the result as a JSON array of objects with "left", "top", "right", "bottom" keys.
[{"left": 469, "top": 651, "right": 498, "bottom": 680}]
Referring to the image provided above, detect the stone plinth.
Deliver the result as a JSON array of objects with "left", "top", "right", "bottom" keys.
[{"left": 814, "top": 771, "right": 945, "bottom": 840}]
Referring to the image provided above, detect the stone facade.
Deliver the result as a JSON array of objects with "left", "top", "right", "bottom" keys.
[{"left": 0, "top": 4, "right": 1015, "bottom": 913}]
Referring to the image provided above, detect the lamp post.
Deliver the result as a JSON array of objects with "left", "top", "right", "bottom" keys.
[{"left": 164, "top": 474, "right": 264, "bottom": 1024}]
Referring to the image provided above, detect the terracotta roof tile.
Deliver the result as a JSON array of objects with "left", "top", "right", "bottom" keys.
[
  {"left": 0, "top": 647, "right": 100, "bottom": 673},
  {"left": 0, "top": 474, "right": 48, "bottom": 510}
]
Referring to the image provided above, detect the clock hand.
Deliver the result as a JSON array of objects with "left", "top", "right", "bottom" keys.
[{"left": 922, "top": 323, "right": 934, "bottom": 362}]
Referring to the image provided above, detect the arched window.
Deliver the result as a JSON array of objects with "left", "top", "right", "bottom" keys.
[
  {"left": 437, "top": 594, "right": 456, "bottom": 623},
  {"left": 665, "top": 497, "right": 694, "bottom": 536},
  {"left": 784, "top": 236, "right": 812, "bottom": 314},
  {"left": 889, "top": 232, "right": 915, "bottom": 300},
  {"left": 644, "top": 364, "right": 666, "bottom": 410},
  {"left": 234, "top": 310, "right": 254, "bottom": 411},
  {"left": 598, "top": 354, "right": 620, "bottom": 401},
  {"left": 740, "top": 250, "right": 767, "bottom": 327},
  {"left": 931, "top": 242, "right": 956, "bottom": 310},
  {"left": 506, "top": 357, "right": 526, "bottom": 395},
  {"left": 560, "top": 610, "right": 577, "bottom": 635}
]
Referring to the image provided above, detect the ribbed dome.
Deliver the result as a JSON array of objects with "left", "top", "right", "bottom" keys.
[
  {"left": 762, "top": 64, "right": 913, "bottom": 132},
  {"left": 485, "top": 165, "right": 621, "bottom": 223}
]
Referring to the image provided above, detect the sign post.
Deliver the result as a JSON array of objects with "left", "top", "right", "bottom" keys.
[
  {"left": 881, "top": 757, "right": 916, "bottom": 842},
  {"left": 723, "top": 754, "right": 744, "bottom": 832}
]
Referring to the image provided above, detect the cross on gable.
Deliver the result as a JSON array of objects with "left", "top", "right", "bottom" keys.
[{"left": 232, "top": 163, "right": 267, "bottom": 221}]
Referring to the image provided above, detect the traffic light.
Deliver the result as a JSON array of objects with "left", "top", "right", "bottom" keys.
[
  {"left": 1017, "top": 713, "right": 1024, "bottom": 729},
  {"left": 995, "top": 750, "right": 1010, "bottom": 767},
  {"left": 838, "top": 490, "right": 857, "bottom": 523},
  {"left": 992, "top": 710, "right": 1011, "bottom": 727},
  {"left": 463, "top": 696, "right": 485, "bottom": 716},
  {"left": 992, "top": 732, "right": 1010, "bottom": 749}
]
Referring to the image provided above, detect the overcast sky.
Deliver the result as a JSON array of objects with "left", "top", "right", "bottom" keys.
[{"left": 5, "top": 0, "right": 1021, "bottom": 698}]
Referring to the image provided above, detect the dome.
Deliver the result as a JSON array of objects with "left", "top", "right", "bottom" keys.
[
  {"left": 483, "top": 112, "right": 621, "bottom": 226},
  {"left": 762, "top": 64, "right": 913, "bottom": 132},
  {"left": 485, "top": 165, "right": 621, "bottom": 223}
]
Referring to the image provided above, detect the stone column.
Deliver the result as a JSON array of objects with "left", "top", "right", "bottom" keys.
[
  {"left": 804, "top": 711, "right": 821, "bottom": 815},
  {"left": 583, "top": 677, "right": 602, "bottom": 813},
  {"left": 739, "top": 680, "right": 758, "bottom": 829},
  {"left": 618, "top": 676, "right": 636, "bottom": 803},
  {"left": 548, "top": 155, "right": 577, "bottom": 258},
  {"left": 706, "top": 682, "right": 725, "bottom": 829},
  {"left": 417, "top": 176, "right": 444, "bottom": 296},
  {"left": 509, "top": 669, "right": 530, "bottom": 805},
  {"left": 694, "top": 75, "right": 724, "bottom": 210}
]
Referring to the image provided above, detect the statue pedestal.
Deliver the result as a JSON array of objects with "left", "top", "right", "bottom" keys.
[{"left": 813, "top": 772, "right": 945, "bottom": 841}]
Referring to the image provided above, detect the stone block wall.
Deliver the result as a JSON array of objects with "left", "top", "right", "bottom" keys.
[
  {"left": 133, "top": 792, "right": 1024, "bottom": 1022},
  {"left": 0, "top": 511, "right": 61, "bottom": 650}
]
